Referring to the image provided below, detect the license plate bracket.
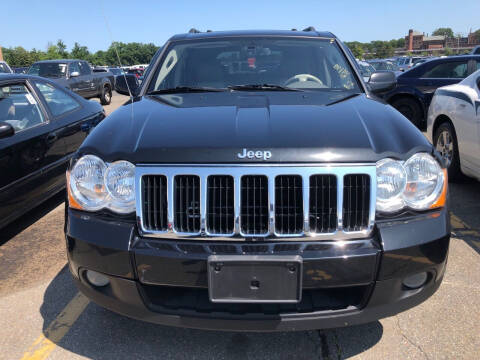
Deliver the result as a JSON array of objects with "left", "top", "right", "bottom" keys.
[{"left": 208, "top": 255, "right": 302, "bottom": 303}]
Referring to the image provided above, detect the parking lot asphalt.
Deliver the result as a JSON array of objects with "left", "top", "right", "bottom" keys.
[{"left": 0, "top": 93, "right": 479, "bottom": 360}]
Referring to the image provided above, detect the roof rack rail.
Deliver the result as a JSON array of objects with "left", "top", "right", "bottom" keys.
[
  {"left": 206, "top": 29, "right": 212, "bottom": 32},
  {"left": 189, "top": 28, "right": 201, "bottom": 34},
  {"left": 302, "top": 26, "right": 316, "bottom": 32},
  {"left": 291, "top": 28, "right": 298, "bottom": 31}
]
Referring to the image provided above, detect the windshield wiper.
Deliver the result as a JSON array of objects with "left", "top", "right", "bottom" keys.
[
  {"left": 326, "top": 93, "right": 361, "bottom": 106},
  {"left": 147, "top": 86, "right": 226, "bottom": 95},
  {"left": 227, "top": 84, "right": 303, "bottom": 92}
]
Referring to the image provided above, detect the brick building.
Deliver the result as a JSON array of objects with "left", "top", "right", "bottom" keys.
[{"left": 405, "top": 29, "right": 480, "bottom": 51}]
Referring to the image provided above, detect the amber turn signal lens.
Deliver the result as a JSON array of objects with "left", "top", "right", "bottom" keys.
[
  {"left": 66, "top": 170, "right": 83, "bottom": 210},
  {"left": 430, "top": 168, "right": 447, "bottom": 209}
]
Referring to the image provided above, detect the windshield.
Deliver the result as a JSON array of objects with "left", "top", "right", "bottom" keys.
[
  {"left": 28, "top": 63, "right": 67, "bottom": 78},
  {"left": 0, "top": 63, "right": 11, "bottom": 73},
  {"left": 148, "top": 37, "right": 361, "bottom": 93}
]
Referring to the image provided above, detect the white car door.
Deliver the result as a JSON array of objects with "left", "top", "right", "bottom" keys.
[
  {"left": 458, "top": 72, "right": 480, "bottom": 175},
  {"left": 473, "top": 74, "right": 480, "bottom": 172}
]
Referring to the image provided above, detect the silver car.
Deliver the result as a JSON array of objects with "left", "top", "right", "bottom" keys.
[
  {"left": 427, "top": 69, "right": 480, "bottom": 181},
  {"left": 397, "top": 57, "right": 424, "bottom": 72}
]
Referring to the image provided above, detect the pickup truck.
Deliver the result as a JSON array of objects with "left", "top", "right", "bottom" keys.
[
  {"left": 28, "top": 59, "right": 114, "bottom": 105},
  {"left": 65, "top": 29, "right": 450, "bottom": 332}
]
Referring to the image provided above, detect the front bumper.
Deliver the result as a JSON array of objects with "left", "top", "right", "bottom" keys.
[{"left": 66, "top": 208, "right": 450, "bottom": 332}]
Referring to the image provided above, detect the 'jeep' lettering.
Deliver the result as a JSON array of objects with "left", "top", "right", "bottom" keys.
[{"left": 237, "top": 148, "right": 272, "bottom": 160}]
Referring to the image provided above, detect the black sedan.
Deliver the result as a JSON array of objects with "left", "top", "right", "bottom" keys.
[
  {"left": 384, "top": 55, "right": 480, "bottom": 128},
  {"left": 0, "top": 74, "right": 105, "bottom": 228}
]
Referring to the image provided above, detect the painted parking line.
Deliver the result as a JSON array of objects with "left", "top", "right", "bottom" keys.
[{"left": 20, "top": 292, "right": 89, "bottom": 360}]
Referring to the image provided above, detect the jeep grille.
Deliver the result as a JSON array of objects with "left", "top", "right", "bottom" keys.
[{"left": 136, "top": 165, "right": 376, "bottom": 241}]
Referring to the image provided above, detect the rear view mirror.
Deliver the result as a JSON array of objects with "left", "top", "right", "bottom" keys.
[
  {"left": 70, "top": 71, "right": 80, "bottom": 78},
  {"left": 115, "top": 74, "right": 140, "bottom": 96},
  {"left": 0, "top": 122, "right": 15, "bottom": 139},
  {"left": 368, "top": 71, "right": 397, "bottom": 94}
]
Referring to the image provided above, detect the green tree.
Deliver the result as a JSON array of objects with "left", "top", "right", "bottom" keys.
[
  {"left": 371, "top": 41, "right": 394, "bottom": 58},
  {"left": 71, "top": 42, "right": 90, "bottom": 60},
  {"left": 3, "top": 47, "right": 31, "bottom": 67},
  {"left": 432, "top": 28, "right": 454, "bottom": 38},
  {"left": 45, "top": 43, "right": 62, "bottom": 60},
  {"left": 345, "top": 41, "right": 364, "bottom": 58},
  {"left": 89, "top": 50, "right": 107, "bottom": 65},
  {"left": 56, "top": 39, "right": 68, "bottom": 58}
]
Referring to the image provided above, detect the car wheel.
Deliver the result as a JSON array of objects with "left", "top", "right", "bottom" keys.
[
  {"left": 391, "top": 97, "right": 423, "bottom": 129},
  {"left": 434, "top": 122, "right": 461, "bottom": 181},
  {"left": 100, "top": 85, "right": 112, "bottom": 105}
]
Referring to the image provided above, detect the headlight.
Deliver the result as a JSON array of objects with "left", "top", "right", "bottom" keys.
[
  {"left": 105, "top": 161, "right": 135, "bottom": 213},
  {"left": 68, "top": 155, "right": 135, "bottom": 214},
  {"left": 376, "top": 153, "right": 446, "bottom": 213},
  {"left": 403, "top": 153, "right": 445, "bottom": 210},
  {"left": 69, "top": 155, "right": 107, "bottom": 211},
  {"left": 376, "top": 159, "right": 406, "bottom": 212}
]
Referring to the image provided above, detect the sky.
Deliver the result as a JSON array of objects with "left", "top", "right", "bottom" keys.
[{"left": 2, "top": 0, "right": 479, "bottom": 52}]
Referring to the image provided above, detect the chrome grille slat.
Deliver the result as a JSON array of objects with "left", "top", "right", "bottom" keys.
[{"left": 136, "top": 164, "right": 376, "bottom": 241}]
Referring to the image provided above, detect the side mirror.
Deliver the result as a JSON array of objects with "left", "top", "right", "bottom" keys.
[
  {"left": 368, "top": 71, "right": 397, "bottom": 94},
  {"left": 115, "top": 74, "right": 140, "bottom": 96},
  {"left": 70, "top": 71, "right": 80, "bottom": 78},
  {"left": 0, "top": 122, "right": 15, "bottom": 139}
]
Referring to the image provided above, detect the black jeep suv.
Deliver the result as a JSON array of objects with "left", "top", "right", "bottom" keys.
[{"left": 65, "top": 29, "right": 450, "bottom": 332}]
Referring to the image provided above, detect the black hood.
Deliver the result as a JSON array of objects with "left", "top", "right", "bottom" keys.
[{"left": 80, "top": 92, "right": 432, "bottom": 164}]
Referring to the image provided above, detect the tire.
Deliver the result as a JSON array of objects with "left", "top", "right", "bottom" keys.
[
  {"left": 434, "top": 122, "right": 461, "bottom": 181},
  {"left": 100, "top": 84, "right": 112, "bottom": 105},
  {"left": 391, "top": 97, "right": 423, "bottom": 129}
]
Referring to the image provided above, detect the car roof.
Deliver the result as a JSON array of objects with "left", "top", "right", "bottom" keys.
[
  {"left": 168, "top": 29, "right": 336, "bottom": 41},
  {"left": 32, "top": 59, "right": 84, "bottom": 64},
  {"left": 417, "top": 55, "right": 479, "bottom": 65},
  {"left": 0, "top": 73, "right": 64, "bottom": 84}
]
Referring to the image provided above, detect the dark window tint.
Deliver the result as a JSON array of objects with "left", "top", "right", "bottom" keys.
[
  {"left": 69, "top": 62, "right": 80, "bottom": 74},
  {"left": 0, "top": 63, "right": 11, "bottom": 73},
  {"left": 476, "top": 60, "right": 480, "bottom": 71},
  {"left": 34, "top": 81, "right": 80, "bottom": 117},
  {"left": 79, "top": 62, "right": 91, "bottom": 75},
  {"left": 422, "top": 61, "right": 469, "bottom": 79},
  {"left": 28, "top": 63, "right": 67, "bottom": 78},
  {"left": 0, "top": 83, "right": 45, "bottom": 131}
]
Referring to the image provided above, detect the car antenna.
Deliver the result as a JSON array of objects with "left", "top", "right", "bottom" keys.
[{"left": 99, "top": 0, "right": 134, "bottom": 118}]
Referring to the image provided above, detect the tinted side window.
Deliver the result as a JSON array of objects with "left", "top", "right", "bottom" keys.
[
  {"left": 69, "top": 62, "right": 80, "bottom": 74},
  {"left": 34, "top": 81, "right": 80, "bottom": 117},
  {"left": 79, "top": 62, "right": 91, "bottom": 76},
  {"left": 0, "top": 83, "right": 45, "bottom": 131},
  {"left": 422, "top": 61, "right": 469, "bottom": 79}
]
